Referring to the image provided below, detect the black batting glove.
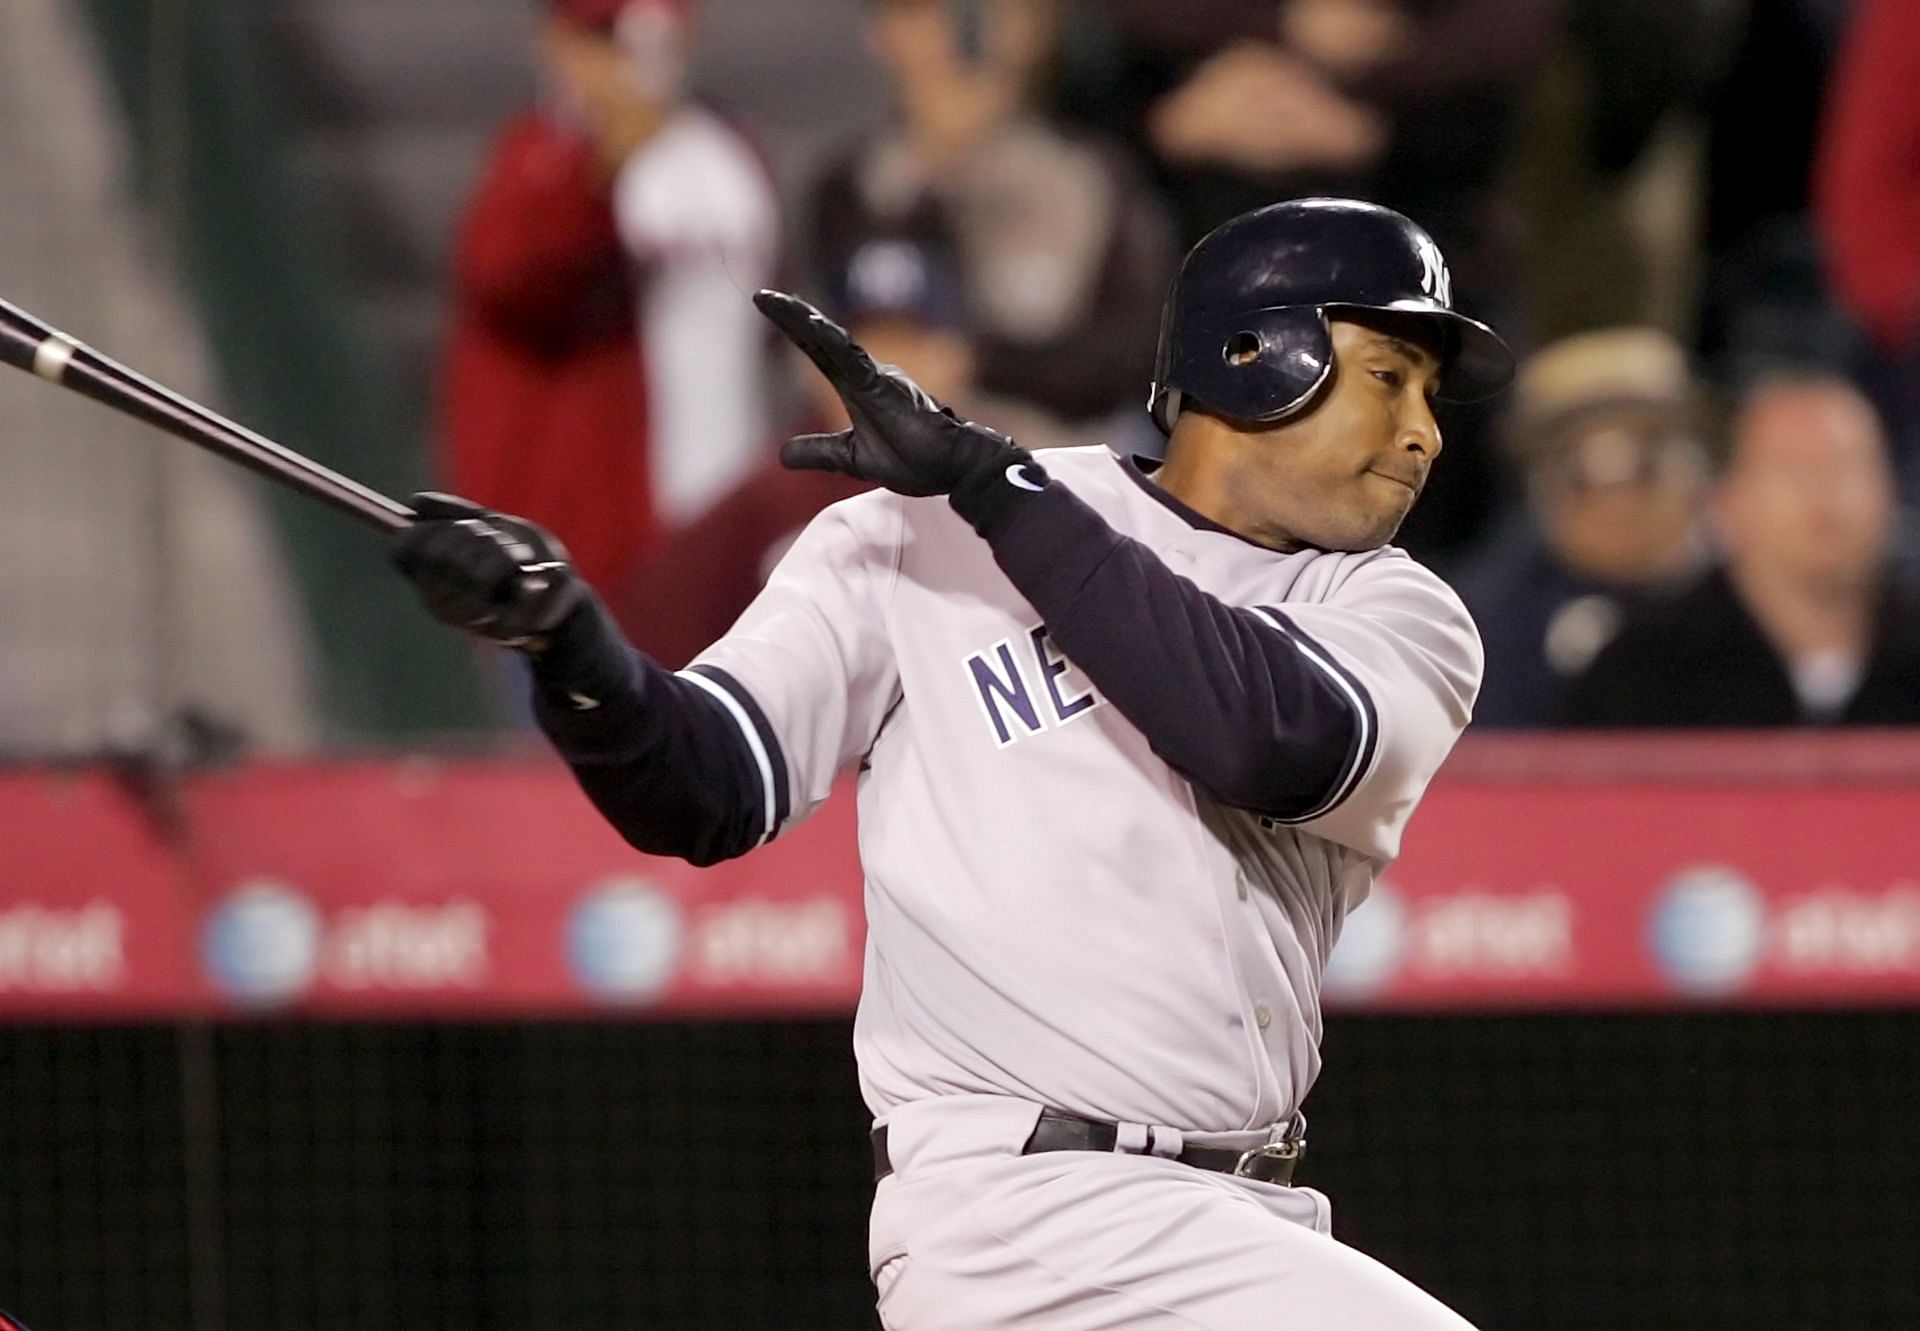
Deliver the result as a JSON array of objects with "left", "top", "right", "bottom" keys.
[
  {"left": 754, "top": 289, "right": 1030, "bottom": 496},
  {"left": 392, "top": 492, "right": 583, "bottom": 650}
]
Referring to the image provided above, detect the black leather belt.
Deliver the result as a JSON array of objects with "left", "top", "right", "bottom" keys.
[{"left": 871, "top": 1108, "right": 1304, "bottom": 1186}]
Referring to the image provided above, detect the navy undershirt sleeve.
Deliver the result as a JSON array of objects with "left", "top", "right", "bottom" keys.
[
  {"left": 948, "top": 455, "right": 1369, "bottom": 820},
  {"left": 526, "top": 595, "right": 779, "bottom": 866}
]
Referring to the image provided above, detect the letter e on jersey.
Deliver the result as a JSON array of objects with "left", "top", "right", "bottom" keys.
[{"left": 965, "top": 623, "right": 1102, "bottom": 748}]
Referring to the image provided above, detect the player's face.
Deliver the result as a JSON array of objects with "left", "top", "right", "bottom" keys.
[{"left": 1228, "top": 315, "right": 1447, "bottom": 552}]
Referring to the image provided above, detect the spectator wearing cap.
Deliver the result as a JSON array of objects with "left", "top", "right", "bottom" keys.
[
  {"left": 616, "top": 234, "right": 1033, "bottom": 668},
  {"left": 440, "top": 0, "right": 778, "bottom": 594},
  {"left": 1564, "top": 373, "right": 1920, "bottom": 727},
  {"left": 809, "top": 0, "right": 1176, "bottom": 455},
  {"left": 1455, "top": 328, "right": 1712, "bottom": 728}
]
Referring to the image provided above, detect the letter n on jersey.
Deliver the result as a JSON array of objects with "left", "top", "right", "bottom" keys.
[{"left": 966, "top": 624, "right": 1102, "bottom": 748}]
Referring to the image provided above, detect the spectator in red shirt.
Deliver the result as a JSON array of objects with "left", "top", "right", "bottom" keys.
[{"left": 440, "top": 0, "right": 777, "bottom": 593}]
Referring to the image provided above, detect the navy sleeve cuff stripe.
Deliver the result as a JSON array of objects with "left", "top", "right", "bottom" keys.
[
  {"left": 1248, "top": 607, "right": 1380, "bottom": 823},
  {"left": 678, "top": 664, "right": 792, "bottom": 845}
]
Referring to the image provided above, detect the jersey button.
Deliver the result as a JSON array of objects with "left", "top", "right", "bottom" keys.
[
  {"left": 1254, "top": 1005, "right": 1272, "bottom": 1029},
  {"left": 1235, "top": 872, "right": 1250, "bottom": 901}
]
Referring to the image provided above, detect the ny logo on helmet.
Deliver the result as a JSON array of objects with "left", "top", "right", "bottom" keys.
[{"left": 1416, "top": 235, "right": 1452, "bottom": 307}]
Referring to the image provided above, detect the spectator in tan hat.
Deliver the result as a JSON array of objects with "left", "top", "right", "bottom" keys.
[
  {"left": 1455, "top": 328, "right": 1712, "bottom": 727},
  {"left": 1565, "top": 372, "right": 1920, "bottom": 727}
]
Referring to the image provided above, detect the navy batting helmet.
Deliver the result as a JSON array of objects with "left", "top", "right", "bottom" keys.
[{"left": 1147, "top": 198, "right": 1513, "bottom": 436}]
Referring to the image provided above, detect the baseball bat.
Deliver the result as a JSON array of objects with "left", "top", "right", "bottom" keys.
[{"left": 0, "top": 296, "right": 414, "bottom": 533}]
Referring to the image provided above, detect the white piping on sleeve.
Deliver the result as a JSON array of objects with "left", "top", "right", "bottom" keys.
[
  {"left": 1248, "top": 607, "right": 1373, "bottom": 822},
  {"left": 676, "top": 669, "right": 779, "bottom": 846}
]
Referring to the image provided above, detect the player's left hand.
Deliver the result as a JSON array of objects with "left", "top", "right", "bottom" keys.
[
  {"left": 392, "top": 493, "right": 583, "bottom": 650},
  {"left": 755, "top": 289, "right": 1025, "bottom": 497}
]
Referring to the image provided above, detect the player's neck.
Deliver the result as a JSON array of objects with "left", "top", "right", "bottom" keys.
[{"left": 1156, "top": 419, "right": 1304, "bottom": 552}]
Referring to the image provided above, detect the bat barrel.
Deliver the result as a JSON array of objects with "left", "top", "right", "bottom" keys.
[{"left": 0, "top": 301, "right": 57, "bottom": 375}]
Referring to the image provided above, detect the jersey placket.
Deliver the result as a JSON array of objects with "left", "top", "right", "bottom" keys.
[{"left": 1213, "top": 857, "right": 1297, "bottom": 1131}]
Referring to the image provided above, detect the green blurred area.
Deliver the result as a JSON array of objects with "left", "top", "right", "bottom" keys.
[{"left": 81, "top": 0, "right": 493, "bottom": 741}]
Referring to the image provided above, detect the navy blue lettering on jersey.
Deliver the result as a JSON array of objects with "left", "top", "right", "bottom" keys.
[
  {"left": 966, "top": 624, "right": 1104, "bottom": 747},
  {"left": 968, "top": 639, "right": 1043, "bottom": 747},
  {"left": 1031, "top": 625, "right": 1097, "bottom": 722}
]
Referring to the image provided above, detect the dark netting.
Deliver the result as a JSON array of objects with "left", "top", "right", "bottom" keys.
[
  {"left": 207, "top": 1022, "right": 876, "bottom": 1331},
  {"left": 3, "top": 1013, "right": 1918, "bottom": 1330},
  {"left": 0, "top": 1025, "right": 193, "bottom": 1329},
  {"left": 1308, "top": 1011, "right": 1920, "bottom": 1330}
]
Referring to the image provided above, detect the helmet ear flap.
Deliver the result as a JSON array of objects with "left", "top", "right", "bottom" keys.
[
  {"left": 1160, "top": 306, "right": 1334, "bottom": 429},
  {"left": 1240, "top": 307, "right": 1336, "bottom": 420}
]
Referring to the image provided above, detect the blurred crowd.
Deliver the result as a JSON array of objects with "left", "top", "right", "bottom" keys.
[{"left": 440, "top": 0, "right": 1920, "bottom": 731}]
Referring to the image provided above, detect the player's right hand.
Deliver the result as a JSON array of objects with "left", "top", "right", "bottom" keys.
[
  {"left": 392, "top": 492, "right": 583, "bottom": 650},
  {"left": 755, "top": 288, "right": 1025, "bottom": 497}
]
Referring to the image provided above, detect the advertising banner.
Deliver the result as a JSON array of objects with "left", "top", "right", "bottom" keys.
[
  {"left": 181, "top": 760, "right": 865, "bottom": 1016},
  {"left": 0, "top": 770, "right": 198, "bottom": 1016},
  {"left": 3, "top": 736, "right": 1917, "bottom": 1017}
]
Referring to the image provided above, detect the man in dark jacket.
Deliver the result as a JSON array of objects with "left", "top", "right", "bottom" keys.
[{"left": 1565, "top": 372, "right": 1920, "bottom": 726}]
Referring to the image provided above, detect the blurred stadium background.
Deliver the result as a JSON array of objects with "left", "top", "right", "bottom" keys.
[{"left": 3, "top": 1, "right": 1919, "bottom": 1327}]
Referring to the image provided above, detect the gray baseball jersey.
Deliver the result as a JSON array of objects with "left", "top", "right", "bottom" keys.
[{"left": 686, "top": 444, "right": 1481, "bottom": 1133}]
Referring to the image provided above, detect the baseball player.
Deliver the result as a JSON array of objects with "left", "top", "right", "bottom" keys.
[{"left": 395, "top": 197, "right": 1512, "bottom": 1329}]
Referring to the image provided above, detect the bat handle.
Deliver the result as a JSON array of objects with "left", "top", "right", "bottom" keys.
[{"left": 288, "top": 465, "right": 416, "bottom": 533}]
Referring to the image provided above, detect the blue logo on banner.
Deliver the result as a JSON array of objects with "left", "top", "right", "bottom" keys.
[
  {"left": 567, "top": 878, "right": 683, "bottom": 1001},
  {"left": 202, "top": 881, "right": 322, "bottom": 1005},
  {"left": 1648, "top": 866, "right": 1766, "bottom": 995},
  {"left": 1324, "top": 882, "right": 1408, "bottom": 1000}
]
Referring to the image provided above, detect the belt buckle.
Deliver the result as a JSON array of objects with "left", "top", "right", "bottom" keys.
[{"left": 1232, "top": 1139, "right": 1305, "bottom": 1181}]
